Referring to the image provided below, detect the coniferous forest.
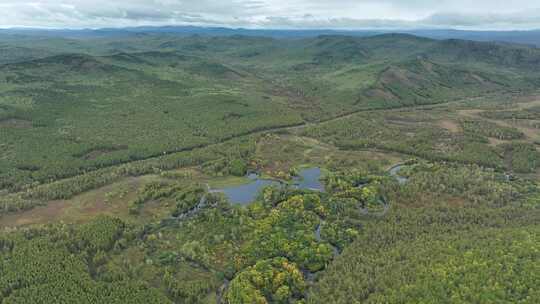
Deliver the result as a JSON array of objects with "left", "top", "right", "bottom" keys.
[{"left": 1, "top": 29, "right": 540, "bottom": 303}]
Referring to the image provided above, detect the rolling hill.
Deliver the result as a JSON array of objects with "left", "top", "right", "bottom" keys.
[
  {"left": 1, "top": 31, "right": 540, "bottom": 304},
  {"left": 1, "top": 33, "right": 540, "bottom": 192}
]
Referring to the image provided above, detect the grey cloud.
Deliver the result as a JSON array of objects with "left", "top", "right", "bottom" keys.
[
  {"left": 425, "top": 10, "right": 540, "bottom": 28},
  {"left": 258, "top": 11, "right": 540, "bottom": 30},
  {"left": 0, "top": 0, "right": 266, "bottom": 27},
  {"left": 0, "top": 0, "right": 539, "bottom": 29},
  {"left": 259, "top": 16, "right": 416, "bottom": 29}
]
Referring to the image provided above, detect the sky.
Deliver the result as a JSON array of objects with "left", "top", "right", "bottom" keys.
[{"left": 1, "top": 0, "right": 540, "bottom": 30}]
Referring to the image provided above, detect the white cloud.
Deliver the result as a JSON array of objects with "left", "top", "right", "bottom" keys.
[{"left": 0, "top": 0, "right": 539, "bottom": 29}]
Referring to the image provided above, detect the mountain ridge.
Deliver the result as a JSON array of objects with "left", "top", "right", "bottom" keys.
[{"left": 2, "top": 26, "right": 540, "bottom": 45}]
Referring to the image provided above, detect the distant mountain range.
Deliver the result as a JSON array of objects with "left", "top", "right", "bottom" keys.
[{"left": 2, "top": 26, "right": 540, "bottom": 46}]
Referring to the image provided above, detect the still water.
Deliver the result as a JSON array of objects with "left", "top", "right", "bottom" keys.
[{"left": 216, "top": 167, "right": 323, "bottom": 205}]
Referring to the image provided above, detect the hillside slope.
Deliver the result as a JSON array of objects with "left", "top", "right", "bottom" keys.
[{"left": 1, "top": 34, "right": 540, "bottom": 191}]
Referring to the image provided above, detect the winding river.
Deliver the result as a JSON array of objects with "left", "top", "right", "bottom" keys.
[
  {"left": 388, "top": 164, "right": 408, "bottom": 184},
  {"left": 170, "top": 164, "right": 408, "bottom": 223},
  {"left": 202, "top": 164, "right": 409, "bottom": 303}
]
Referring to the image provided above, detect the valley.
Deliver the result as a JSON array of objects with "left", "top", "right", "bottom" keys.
[{"left": 1, "top": 33, "right": 539, "bottom": 304}]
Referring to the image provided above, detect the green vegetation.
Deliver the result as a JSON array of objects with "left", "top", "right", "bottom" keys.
[
  {"left": 2, "top": 33, "right": 540, "bottom": 194},
  {"left": 2, "top": 161, "right": 539, "bottom": 303},
  {"left": 501, "top": 143, "right": 540, "bottom": 173},
  {"left": 308, "top": 162, "right": 540, "bottom": 303},
  {"left": 0, "top": 217, "right": 172, "bottom": 304},
  {"left": 461, "top": 119, "right": 524, "bottom": 140},
  {"left": 229, "top": 159, "right": 248, "bottom": 177},
  {"left": 225, "top": 257, "right": 305, "bottom": 303},
  {"left": 309, "top": 215, "right": 540, "bottom": 304},
  {"left": 300, "top": 109, "right": 507, "bottom": 168},
  {"left": 2, "top": 33, "right": 540, "bottom": 303}
]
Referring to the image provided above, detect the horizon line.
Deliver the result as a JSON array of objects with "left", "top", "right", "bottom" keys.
[{"left": 1, "top": 25, "right": 540, "bottom": 33}]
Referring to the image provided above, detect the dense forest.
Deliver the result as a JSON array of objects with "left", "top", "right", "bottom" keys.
[
  {"left": 1, "top": 161, "right": 539, "bottom": 303},
  {"left": 1, "top": 32, "right": 540, "bottom": 303}
]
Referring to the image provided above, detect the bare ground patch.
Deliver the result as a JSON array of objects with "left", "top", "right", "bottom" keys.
[
  {"left": 0, "top": 175, "right": 169, "bottom": 228},
  {"left": 0, "top": 201, "right": 69, "bottom": 228},
  {"left": 508, "top": 124, "right": 540, "bottom": 140},
  {"left": 457, "top": 109, "right": 484, "bottom": 118},
  {"left": 439, "top": 120, "right": 461, "bottom": 133},
  {"left": 488, "top": 137, "right": 509, "bottom": 147},
  {"left": 0, "top": 118, "right": 32, "bottom": 129},
  {"left": 512, "top": 96, "right": 540, "bottom": 110}
]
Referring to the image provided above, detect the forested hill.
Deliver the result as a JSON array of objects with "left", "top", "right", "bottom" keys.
[
  {"left": 1, "top": 34, "right": 540, "bottom": 195},
  {"left": 1, "top": 32, "right": 540, "bottom": 303}
]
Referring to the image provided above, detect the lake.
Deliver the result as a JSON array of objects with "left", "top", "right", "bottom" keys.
[{"left": 216, "top": 167, "right": 324, "bottom": 205}]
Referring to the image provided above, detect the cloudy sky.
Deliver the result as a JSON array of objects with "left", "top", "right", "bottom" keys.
[{"left": 1, "top": 0, "right": 540, "bottom": 30}]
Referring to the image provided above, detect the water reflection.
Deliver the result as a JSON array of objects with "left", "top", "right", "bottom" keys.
[
  {"left": 215, "top": 167, "right": 323, "bottom": 205},
  {"left": 293, "top": 167, "right": 325, "bottom": 192},
  {"left": 219, "top": 178, "right": 279, "bottom": 205}
]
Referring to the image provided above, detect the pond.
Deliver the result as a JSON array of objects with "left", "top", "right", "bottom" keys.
[
  {"left": 292, "top": 167, "right": 325, "bottom": 192},
  {"left": 216, "top": 177, "right": 280, "bottom": 205},
  {"left": 214, "top": 167, "right": 324, "bottom": 205}
]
